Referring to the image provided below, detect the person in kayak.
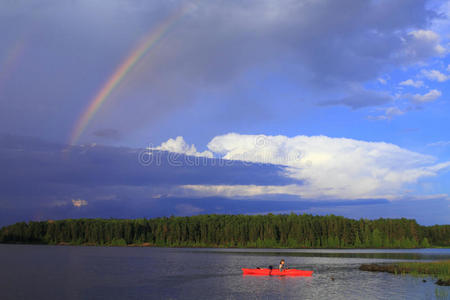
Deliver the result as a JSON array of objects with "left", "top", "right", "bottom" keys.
[{"left": 279, "top": 259, "right": 288, "bottom": 272}]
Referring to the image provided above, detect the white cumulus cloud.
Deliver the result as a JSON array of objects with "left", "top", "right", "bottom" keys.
[
  {"left": 407, "top": 89, "right": 442, "bottom": 103},
  {"left": 177, "top": 133, "right": 450, "bottom": 200},
  {"left": 421, "top": 69, "right": 449, "bottom": 82},
  {"left": 403, "top": 30, "right": 446, "bottom": 60},
  {"left": 399, "top": 79, "right": 424, "bottom": 88},
  {"left": 150, "top": 136, "right": 213, "bottom": 158}
]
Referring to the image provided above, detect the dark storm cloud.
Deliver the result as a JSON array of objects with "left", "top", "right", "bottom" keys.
[
  {"left": 0, "top": 135, "right": 297, "bottom": 211},
  {"left": 0, "top": 135, "right": 296, "bottom": 186},
  {"left": 0, "top": 0, "right": 442, "bottom": 141}
]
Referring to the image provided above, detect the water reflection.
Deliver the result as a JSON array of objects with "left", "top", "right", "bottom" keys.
[{"left": 187, "top": 248, "right": 450, "bottom": 260}]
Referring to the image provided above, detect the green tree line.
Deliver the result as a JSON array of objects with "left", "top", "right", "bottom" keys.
[{"left": 0, "top": 214, "right": 448, "bottom": 248}]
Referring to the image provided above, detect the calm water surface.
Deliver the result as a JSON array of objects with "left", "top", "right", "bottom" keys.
[{"left": 0, "top": 245, "right": 449, "bottom": 299}]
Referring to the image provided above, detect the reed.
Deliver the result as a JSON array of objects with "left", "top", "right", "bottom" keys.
[{"left": 360, "top": 260, "right": 450, "bottom": 286}]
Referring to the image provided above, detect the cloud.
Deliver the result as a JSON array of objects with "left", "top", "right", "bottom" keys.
[
  {"left": 368, "top": 106, "right": 405, "bottom": 121},
  {"left": 185, "top": 133, "right": 450, "bottom": 200},
  {"left": 406, "top": 89, "right": 442, "bottom": 103},
  {"left": 4, "top": 134, "right": 450, "bottom": 206},
  {"left": 150, "top": 136, "right": 213, "bottom": 158},
  {"left": 0, "top": 135, "right": 292, "bottom": 189},
  {"left": 378, "top": 78, "right": 387, "bottom": 85},
  {"left": 0, "top": 134, "right": 449, "bottom": 226},
  {"left": 72, "top": 199, "right": 88, "bottom": 207},
  {"left": 320, "top": 88, "right": 393, "bottom": 109},
  {"left": 182, "top": 184, "right": 304, "bottom": 199},
  {"left": 0, "top": 134, "right": 295, "bottom": 213},
  {"left": 428, "top": 141, "right": 450, "bottom": 147},
  {"left": 400, "top": 30, "right": 446, "bottom": 61},
  {"left": 0, "top": 0, "right": 446, "bottom": 141},
  {"left": 2, "top": 195, "right": 448, "bottom": 226},
  {"left": 421, "top": 69, "right": 450, "bottom": 82},
  {"left": 399, "top": 79, "right": 424, "bottom": 88},
  {"left": 92, "top": 129, "right": 121, "bottom": 140},
  {"left": 384, "top": 107, "right": 406, "bottom": 117},
  {"left": 175, "top": 204, "right": 204, "bottom": 215}
]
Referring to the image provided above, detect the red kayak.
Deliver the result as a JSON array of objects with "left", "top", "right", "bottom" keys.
[{"left": 242, "top": 268, "right": 313, "bottom": 276}]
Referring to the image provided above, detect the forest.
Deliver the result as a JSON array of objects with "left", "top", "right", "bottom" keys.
[{"left": 0, "top": 214, "right": 449, "bottom": 248}]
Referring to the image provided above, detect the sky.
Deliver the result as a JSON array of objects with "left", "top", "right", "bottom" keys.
[{"left": 1, "top": 0, "right": 449, "bottom": 226}]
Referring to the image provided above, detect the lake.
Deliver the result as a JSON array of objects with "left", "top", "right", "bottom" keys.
[{"left": 0, "top": 245, "right": 449, "bottom": 299}]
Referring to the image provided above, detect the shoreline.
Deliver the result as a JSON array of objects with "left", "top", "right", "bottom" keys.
[{"left": 1, "top": 241, "right": 449, "bottom": 250}]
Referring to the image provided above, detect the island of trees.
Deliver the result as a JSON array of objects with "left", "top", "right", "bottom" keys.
[{"left": 0, "top": 214, "right": 448, "bottom": 248}]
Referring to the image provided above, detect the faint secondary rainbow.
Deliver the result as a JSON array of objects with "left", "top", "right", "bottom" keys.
[
  {"left": 69, "top": 2, "right": 194, "bottom": 145},
  {"left": 0, "top": 39, "right": 27, "bottom": 92}
]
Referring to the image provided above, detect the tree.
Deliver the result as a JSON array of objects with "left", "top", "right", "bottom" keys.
[
  {"left": 0, "top": 215, "right": 448, "bottom": 248},
  {"left": 420, "top": 237, "right": 431, "bottom": 248}
]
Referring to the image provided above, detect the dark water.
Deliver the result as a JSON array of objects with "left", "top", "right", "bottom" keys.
[{"left": 0, "top": 245, "right": 449, "bottom": 300}]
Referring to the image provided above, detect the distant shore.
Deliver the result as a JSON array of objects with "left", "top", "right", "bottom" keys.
[
  {"left": 2, "top": 241, "right": 449, "bottom": 250},
  {"left": 1, "top": 215, "right": 449, "bottom": 249},
  {"left": 360, "top": 260, "right": 450, "bottom": 286},
  {"left": 56, "top": 242, "right": 450, "bottom": 249},
  {"left": 0, "top": 241, "right": 450, "bottom": 250}
]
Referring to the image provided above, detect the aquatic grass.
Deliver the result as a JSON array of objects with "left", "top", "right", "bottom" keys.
[
  {"left": 435, "top": 287, "right": 449, "bottom": 300},
  {"left": 360, "top": 260, "right": 450, "bottom": 286}
]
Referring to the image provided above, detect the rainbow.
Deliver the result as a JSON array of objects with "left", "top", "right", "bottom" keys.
[
  {"left": 0, "top": 39, "right": 26, "bottom": 92},
  {"left": 69, "top": 2, "right": 194, "bottom": 145}
]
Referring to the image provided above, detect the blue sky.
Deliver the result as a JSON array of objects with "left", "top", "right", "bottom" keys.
[{"left": 0, "top": 0, "right": 449, "bottom": 225}]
